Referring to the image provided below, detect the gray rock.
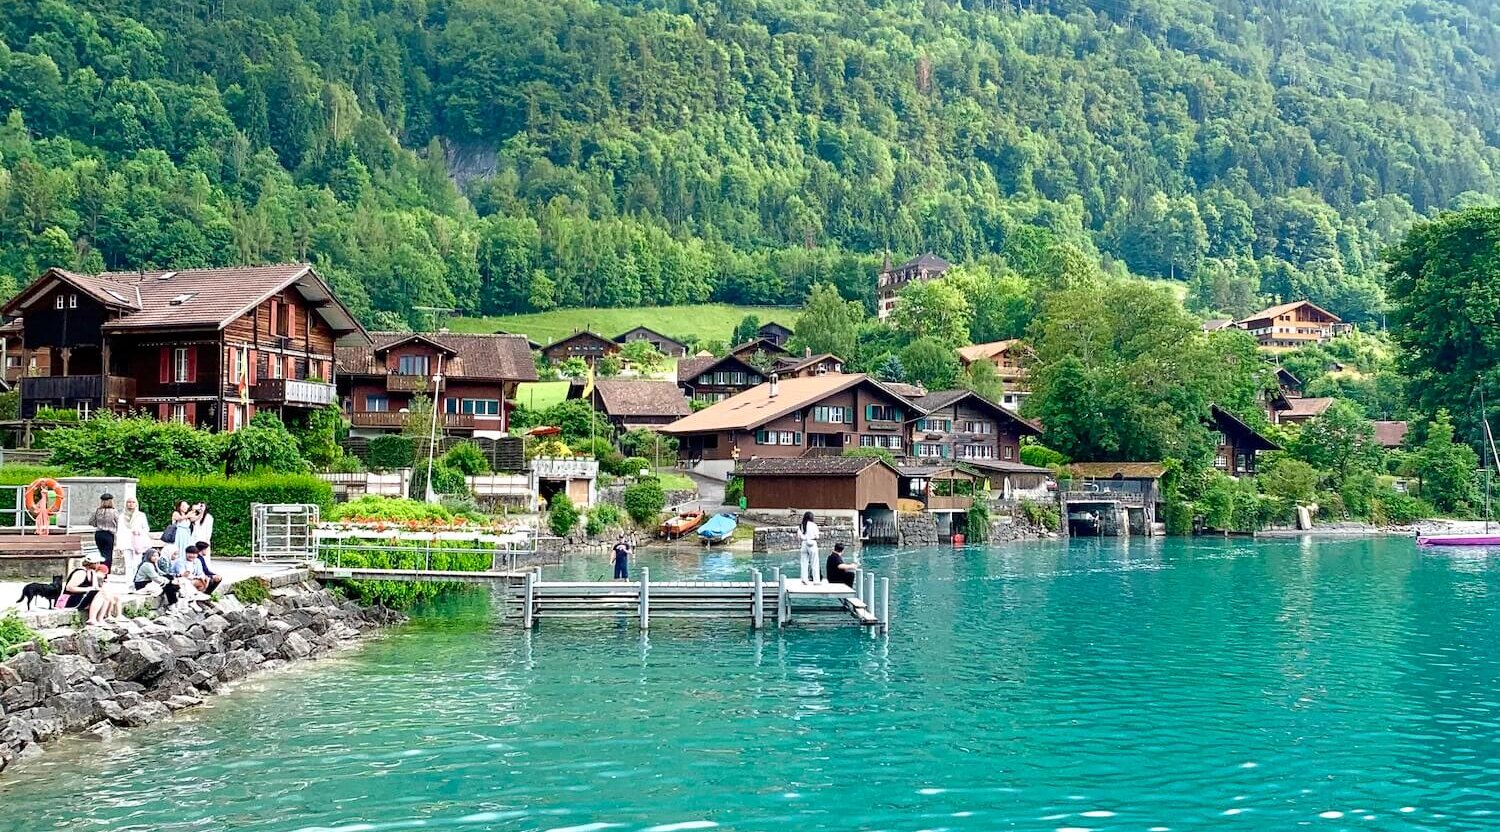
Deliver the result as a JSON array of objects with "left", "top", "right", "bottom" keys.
[
  {"left": 280, "top": 632, "right": 313, "bottom": 660},
  {"left": 0, "top": 714, "right": 34, "bottom": 748},
  {"left": 26, "top": 716, "right": 60, "bottom": 743},
  {"left": 249, "top": 633, "right": 284, "bottom": 655},
  {"left": 109, "top": 681, "right": 145, "bottom": 696},
  {"left": 44, "top": 692, "right": 98, "bottom": 731},
  {"left": 114, "top": 691, "right": 145, "bottom": 711},
  {"left": 43, "top": 655, "right": 96, "bottom": 692},
  {"left": 95, "top": 699, "right": 126, "bottom": 725},
  {"left": 164, "top": 694, "right": 202, "bottom": 711},
  {"left": 0, "top": 663, "right": 20, "bottom": 690},
  {"left": 118, "top": 701, "right": 169, "bottom": 728},
  {"left": 116, "top": 639, "right": 176, "bottom": 683},
  {"left": 1, "top": 682, "right": 39, "bottom": 711},
  {"left": 165, "top": 634, "right": 202, "bottom": 658},
  {"left": 81, "top": 721, "right": 119, "bottom": 742},
  {"left": 4, "top": 652, "right": 44, "bottom": 684},
  {"left": 200, "top": 615, "right": 229, "bottom": 635}
]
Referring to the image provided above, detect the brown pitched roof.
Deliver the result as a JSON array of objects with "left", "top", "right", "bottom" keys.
[
  {"left": 676, "top": 354, "right": 760, "bottom": 384},
  {"left": 1283, "top": 397, "right": 1335, "bottom": 419},
  {"left": 738, "top": 456, "right": 897, "bottom": 477},
  {"left": 1209, "top": 404, "right": 1281, "bottom": 452},
  {"left": 5, "top": 265, "right": 368, "bottom": 343},
  {"left": 613, "top": 326, "right": 686, "bottom": 349},
  {"left": 661, "top": 373, "right": 912, "bottom": 434},
  {"left": 910, "top": 389, "right": 1042, "bottom": 435},
  {"left": 1236, "top": 300, "right": 1342, "bottom": 326},
  {"left": 896, "top": 252, "right": 952, "bottom": 271},
  {"left": 591, "top": 380, "right": 691, "bottom": 418},
  {"left": 1373, "top": 420, "right": 1409, "bottom": 448},
  {"left": 956, "top": 339, "right": 1023, "bottom": 364},
  {"left": 336, "top": 332, "right": 539, "bottom": 381},
  {"left": 1069, "top": 462, "right": 1167, "bottom": 479},
  {"left": 773, "top": 353, "right": 842, "bottom": 374},
  {"left": 966, "top": 458, "right": 1055, "bottom": 475},
  {"left": 729, "top": 337, "right": 789, "bottom": 358},
  {"left": 542, "top": 330, "right": 617, "bottom": 352}
]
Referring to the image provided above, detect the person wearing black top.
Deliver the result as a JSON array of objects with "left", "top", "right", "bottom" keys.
[
  {"left": 611, "top": 537, "right": 631, "bottom": 580},
  {"left": 825, "top": 543, "right": 857, "bottom": 587}
]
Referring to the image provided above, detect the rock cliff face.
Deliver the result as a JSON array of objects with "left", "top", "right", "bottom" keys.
[{"left": 0, "top": 580, "right": 403, "bottom": 775}]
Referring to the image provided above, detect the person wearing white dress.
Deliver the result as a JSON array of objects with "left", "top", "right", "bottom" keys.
[
  {"left": 796, "top": 511, "right": 822, "bottom": 583},
  {"left": 118, "top": 497, "right": 151, "bottom": 581}
]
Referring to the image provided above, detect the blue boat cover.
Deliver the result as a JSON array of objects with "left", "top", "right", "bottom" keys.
[{"left": 698, "top": 513, "right": 738, "bottom": 540}]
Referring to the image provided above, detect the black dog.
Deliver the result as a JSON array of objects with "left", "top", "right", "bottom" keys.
[{"left": 18, "top": 576, "right": 62, "bottom": 610}]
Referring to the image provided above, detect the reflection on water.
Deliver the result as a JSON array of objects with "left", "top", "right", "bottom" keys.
[{"left": 2, "top": 537, "right": 1499, "bottom": 831}]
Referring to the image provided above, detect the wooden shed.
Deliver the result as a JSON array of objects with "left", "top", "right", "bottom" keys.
[{"left": 738, "top": 456, "right": 900, "bottom": 512}]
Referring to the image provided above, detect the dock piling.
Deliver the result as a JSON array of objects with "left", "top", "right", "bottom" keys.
[
  {"left": 639, "top": 567, "right": 650, "bottom": 630},
  {"left": 864, "top": 573, "right": 876, "bottom": 618},
  {"left": 752, "top": 568, "right": 764, "bottom": 629},
  {"left": 777, "top": 570, "right": 788, "bottom": 626},
  {"left": 522, "top": 572, "right": 535, "bottom": 630},
  {"left": 879, "top": 576, "right": 890, "bottom": 632}
]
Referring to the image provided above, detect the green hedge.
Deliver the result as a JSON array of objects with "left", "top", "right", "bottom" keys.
[
  {"left": 367, "top": 435, "right": 415, "bottom": 470},
  {"left": 136, "top": 474, "right": 334, "bottom": 556},
  {"left": 0, "top": 464, "right": 68, "bottom": 486}
]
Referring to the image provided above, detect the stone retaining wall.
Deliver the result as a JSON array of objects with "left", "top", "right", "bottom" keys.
[
  {"left": 0, "top": 580, "right": 404, "bottom": 775},
  {"left": 752, "top": 525, "right": 859, "bottom": 553},
  {"left": 897, "top": 513, "right": 939, "bottom": 547}
]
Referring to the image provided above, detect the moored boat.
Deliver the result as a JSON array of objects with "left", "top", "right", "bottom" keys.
[
  {"left": 1417, "top": 533, "right": 1500, "bottom": 547},
  {"left": 698, "top": 513, "right": 738, "bottom": 545},
  {"left": 659, "top": 509, "right": 706, "bottom": 540}
]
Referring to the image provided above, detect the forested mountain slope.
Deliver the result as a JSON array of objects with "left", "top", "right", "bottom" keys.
[{"left": 0, "top": 0, "right": 1495, "bottom": 326}]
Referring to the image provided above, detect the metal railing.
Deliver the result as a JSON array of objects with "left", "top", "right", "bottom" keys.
[
  {"left": 0, "top": 484, "right": 72, "bottom": 533},
  {"left": 253, "top": 378, "right": 337, "bottom": 407},
  {"left": 315, "top": 527, "right": 543, "bottom": 573}
]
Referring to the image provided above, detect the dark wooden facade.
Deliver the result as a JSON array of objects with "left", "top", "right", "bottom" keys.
[
  {"left": 740, "top": 458, "right": 900, "bottom": 511},
  {"left": 756, "top": 322, "right": 794, "bottom": 347},
  {"left": 1209, "top": 405, "right": 1280, "bottom": 476},
  {"left": 677, "top": 355, "right": 766, "bottom": 404},
  {"left": 541, "top": 331, "right": 619, "bottom": 364},
  {"left": 909, "top": 391, "right": 1039, "bottom": 464},
  {"left": 613, "top": 326, "right": 688, "bottom": 358}
]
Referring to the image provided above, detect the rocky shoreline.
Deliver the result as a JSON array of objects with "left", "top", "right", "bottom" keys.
[{"left": 0, "top": 577, "right": 404, "bottom": 775}]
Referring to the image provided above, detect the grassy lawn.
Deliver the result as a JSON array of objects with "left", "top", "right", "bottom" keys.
[
  {"left": 514, "top": 381, "right": 572, "bottom": 409},
  {"left": 447, "top": 304, "right": 800, "bottom": 345},
  {"left": 652, "top": 471, "right": 695, "bottom": 491}
]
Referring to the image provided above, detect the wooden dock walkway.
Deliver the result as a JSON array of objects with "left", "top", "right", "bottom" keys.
[{"left": 510, "top": 567, "right": 891, "bottom": 632}]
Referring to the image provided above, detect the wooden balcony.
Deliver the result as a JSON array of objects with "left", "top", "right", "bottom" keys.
[
  {"left": 253, "top": 378, "right": 337, "bottom": 408},
  {"left": 350, "top": 411, "right": 475, "bottom": 430},
  {"left": 386, "top": 374, "right": 431, "bottom": 393},
  {"left": 21, "top": 374, "right": 136, "bottom": 405},
  {"left": 925, "top": 495, "right": 974, "bottom": 511}
]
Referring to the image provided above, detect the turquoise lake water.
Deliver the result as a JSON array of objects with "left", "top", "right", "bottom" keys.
[{"left": 2, "top": 536, "right": 1500, "bottom": 831}]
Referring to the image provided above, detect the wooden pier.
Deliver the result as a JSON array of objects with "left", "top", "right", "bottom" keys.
[{"left": 511, "top": 567, "right": 891, "bottom": 632}]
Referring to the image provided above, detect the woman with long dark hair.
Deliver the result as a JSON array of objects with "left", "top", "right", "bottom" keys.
[{"left": 796, "top": 510, "right": 822, "bottom": 583}]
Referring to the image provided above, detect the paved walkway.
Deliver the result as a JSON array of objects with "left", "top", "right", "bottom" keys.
[{"left": 2, "top": 558, "right": 294, "bottom": 616}]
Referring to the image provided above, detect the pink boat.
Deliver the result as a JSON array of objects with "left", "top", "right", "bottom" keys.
[{"left": 1418, "top": 534, "right": 1500, "bottom": 547}]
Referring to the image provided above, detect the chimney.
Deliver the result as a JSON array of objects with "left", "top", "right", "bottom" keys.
[{"left": 768, "top": 372, "right": 779, "bottom": 398}]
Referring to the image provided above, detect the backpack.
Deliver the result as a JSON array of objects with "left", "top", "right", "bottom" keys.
[{"left": 161, "top": 524, "right": 177, "bottom": 544}]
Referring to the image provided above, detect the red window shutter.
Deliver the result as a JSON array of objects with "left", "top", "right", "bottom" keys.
[
  {"left": 247, "top": 349, "right": 258, "bottom": 384},
  {"left": 185, "top": 403, "right": 197, "bottom": 425},
  {"left": 157, "top": 403, "right": 168, "bottom": 421},
  {"left": 159, "top": 347, "right": 170, "bottom": 383},
  {"left": 270, "top": 300, "right": 279, "bottom": 335},
  {"left": 186, "top": 346, "right": 198, "bottom": 382},
  {"left": 288, "top": 304, "right": 297, "bottom": 338},
  {"left": 246, "top": 404, "right": 255, "bottom": 421}
]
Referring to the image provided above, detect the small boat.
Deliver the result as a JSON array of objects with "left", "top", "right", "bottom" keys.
[
  {"left": 659, "top": 509, "right": 705, "bottom": 540},
  {"left": 698, "top": 513, "right": 738, "bottom": 545},
  {"left": 1418, "top": 533, "right": 1500, "bottom": 547}
]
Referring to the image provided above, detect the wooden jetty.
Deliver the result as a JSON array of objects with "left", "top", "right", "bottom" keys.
[{"left": 511, "top": 567, "right": 891, "bottom": 632}]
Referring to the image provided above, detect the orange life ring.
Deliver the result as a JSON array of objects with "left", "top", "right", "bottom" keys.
[{"left": 23, "top": 478, "right": 63, "bottom": 514}]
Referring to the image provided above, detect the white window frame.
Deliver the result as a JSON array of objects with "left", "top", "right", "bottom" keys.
[
  {"left": 173, "top": 347, "right": 190, "bottom": 382},
  {"left": 171, "top": 403, "right": 187, "bottom": 424},
  {"left": 75, "top": 401, "right": 91, "bottom": 420},
  {"left": 68, "top": 294, "right": 77, "bottom": 309},
  {"left": 54, "top": 296, "right": 64, "bottom": 309}
]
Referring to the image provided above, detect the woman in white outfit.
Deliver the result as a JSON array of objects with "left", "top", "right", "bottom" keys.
[
  {"left": 796, "top": 511, "right": 822, "bottom": 583},
  {"left": 117, "top": 497, "right": 151, "bottom": 581}
]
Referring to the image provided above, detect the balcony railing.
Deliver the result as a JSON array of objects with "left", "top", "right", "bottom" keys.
[
  {"left": 350, "top": 411, "right": 475, "bottom": 429},
  {"left": 21, "top": 374, "right": 136, "bottom": 405},
  {"left": 386, "top": 374, "right": 431, "bottom": 393},
  {"left": 253, "top": 378, "right": 337, "bottom": 407}
]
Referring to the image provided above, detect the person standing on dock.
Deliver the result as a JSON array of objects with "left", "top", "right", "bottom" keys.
[
  {"left": 797, "top": 511, "right": 822, "bottom": 583},
  {"left": 612, "top": 537, "right": 631, "bottom": 580},
  {"left": 89, "top": 493, "right": 118, "bottom": 569}
]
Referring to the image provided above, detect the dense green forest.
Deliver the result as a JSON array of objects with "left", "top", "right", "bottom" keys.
[{"left": 1, "top": 0, "right": 1496, "bottom": 327}]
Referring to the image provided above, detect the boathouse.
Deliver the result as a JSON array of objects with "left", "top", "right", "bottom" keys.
[
  {"left": 737, "top": 455, "right": 899, "bottom": 530},
  {"left": 1062, "top": 462, "right": 1166, "bottom": 537}
]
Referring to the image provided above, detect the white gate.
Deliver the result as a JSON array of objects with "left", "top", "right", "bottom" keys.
[{"left": 252, "top": 503, "right": 320, "bottom": 562}]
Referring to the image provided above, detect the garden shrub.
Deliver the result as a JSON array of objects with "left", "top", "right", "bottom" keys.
[
  {"left": 328, "top": 454, "right": 366, "bottom": 474},
  {"left": 548, "top": 493, "right": 579, "bottom": 536},
  {"left": 1019, "top": 442, "right": 1068, "bottom": 469},
  {"left": 442, "top": 441, "right": 490, "bottom": 475},
  {"left": 965, "top": 501, "right": 991, "bottom": 542},
  {"left": 619, "top": 429, "right": 676, "bottom": 462},
  {"left": 136, "top": 473, "right": 333, "bottom": 556},
  {"left": 1372, "top": 490, "right": 1432, "bottom": 525},
  {"left": 330, "top": 496, "right": 455, "bottom": 522},
  {"left": 585, "top": 511, "right": 604, "bottom": 537},
  {"left": 225, "top": 414, "right": 308, "bottom": 474},
  {"left": 591, "top": 503, "right": 621, "bottom": 526},
  {"left": 0, "top": 464, "right": 68, "bottom": 486},
  {"left": 33, "top": 406, "right": 78, "bottom": 423},
  {"left": 367, "top": 435, "right": 415, "bottom": 470},
  {"left": 41, "top": 414, "right": 226, "bottom": 476},
  {"left": 724, "top": 476, "right": 744, "bottom": 505},
  {"left": 842, "top": 446, "right": 894, "bottom": 464},
  {"left": 0, "top": 609, "right": 46, "bottom": 658},
  {"left": 229, "top": 577, "right": 271, "bottom": 605},
  {"left": 294, "top": 405, "right": 344, "bottom": 469},
  {"left": 620, "top": 456, "right": 651, "bottom": 477},
  {"left": 408, "top": 463, "right": 468, "bottom": 499},
  {"left": 1017, "top": 499, "right": 1060, "bottom": 531},
  {"left": 622, "top": 478, "right": 666, "bottom": 525}
]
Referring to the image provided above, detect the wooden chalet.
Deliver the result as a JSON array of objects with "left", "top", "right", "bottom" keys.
[
  {"left": 1279, "top": 396, "right": 1335, "bottom": 426},
  {"left": 955, "top": 339, "right": 1030, "bottom": 411},
  {"left": 588, "top": 379, "right": 692, "bottom": 433},
  {"left": 541, "top": 330, "right": 619, "bottom": 365},
  {"left": 336, "top": 331, "right": 539, "bottom": 437},
  {"left": 907, "top": 389, "right": 1040, "bottom": 464},
  {"left": 728, "top": 337, "right": 790, "bottom": 362},
  {"left": 676, "top": 354, "right": 766, "bottom": 405},
  {"left": 661, "top": 373, "right": 914, "bottom": 480},
  {"left": 877, "top": 252, "right": 951, "bottom": 320},
  {"left": 613, "top": 326, "right": 688, "bottom": 358},
  {"left": 738, "top": 456, "right": 899, "bottom": 514},
  {"left": 1208, "top": 404, "right": 1280, "bottom": 477},
  {"left": 1234, "top": 301, "right": 1349, "bottom": 352},
  {"left": 1373, "top": 420, "right": 1409, "bottom": 449},
  {"left": 773, "top": 351, "right": 845, "bottom": 378},
  {"left": 1, "top": 265, "right": 367, "bottom": 429},
  {"left": 756, "top": 321, "right": 794, "bottom": 347}
]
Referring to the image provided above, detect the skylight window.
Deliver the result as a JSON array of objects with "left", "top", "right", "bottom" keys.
[
  {"left": 105, "top": 290, "right": 129, "bottom": 303},
  {"left": 168, "top": 293, "right": 197, "bottom": 306}
]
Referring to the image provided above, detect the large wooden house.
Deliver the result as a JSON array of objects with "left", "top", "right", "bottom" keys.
[
  {"left": 613, "top": 326, "right": 688, "bottom": 358},
  {"left": 661, "top": 373, "right": 914, "bottom": 480},
  {"left": 588, "top": 379, "right": 692, "bottom": 433},
  {"left": 1234, "top": 301, "right": 1349, "bottom": 352},
  {"left": 877, "top": 252, "right": 951, "bottom": 319},
  {"left": 336, "top": 331, "right": 538, "bottom": 437},
  {"left": 1208, "top": 404, "right": 1280, "bottom": 477},
  {"left": 1, "top": 265, "right": 367, "bottom": 429},
  {"left": 955, "top": 339, "right": 1031, "bottom": 411},
  {"left": 676, "top": 354, "right": 766, "bottom": 405},
  {"left": 540, "top": 330, "right": 619, "bottom": 365}
]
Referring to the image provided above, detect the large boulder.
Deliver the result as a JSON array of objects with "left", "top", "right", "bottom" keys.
[
  {"left": 3, "top": 651, "right": 44, "bottom": 684},
  {"left": 280, "top": 632, "right": 313, "bottom": 660},
  {"left": 115, "top": 639, "right": 176, "bottom": 683},
  {"left": 118, "top": 701, "right": 169, "bottom": 728},
  {"left": 0, "top": 715, "right": 34, "bottom": 748},
  {"left": 43, "top": 692, "right": 98, "bottom": 731},
  {"left": 0, "top": 683, "right": 40, "bottom": 711},
  {"left": 164, "top": 634, "right": 202, "bottom": 658}
]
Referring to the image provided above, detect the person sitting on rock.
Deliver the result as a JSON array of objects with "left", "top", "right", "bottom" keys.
[
  {"left": 132, "top": 548, "right": 179, "bottom": 607},
  {"left": 175, "top": 544, "right": 222, "bottom": 596}
]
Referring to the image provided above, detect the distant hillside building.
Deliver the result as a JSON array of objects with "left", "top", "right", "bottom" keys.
[
  {"left": 540, "top": 330, "right": 619, "bottom": 365},
  {"left": 1233, "top": 301, "right": 1349, "bottom": 352},
  {"left": 877, "top": 252, "right": 951, "bottom": 320},
  {"left": 613, "top": 326, "right": 688, "bottom": 358},
  {"left": 757, "top": 322, "right": 794, "bottom": 347},
  {"left": 956, "top": 339, "right": 1030, "bottom": 412}
]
